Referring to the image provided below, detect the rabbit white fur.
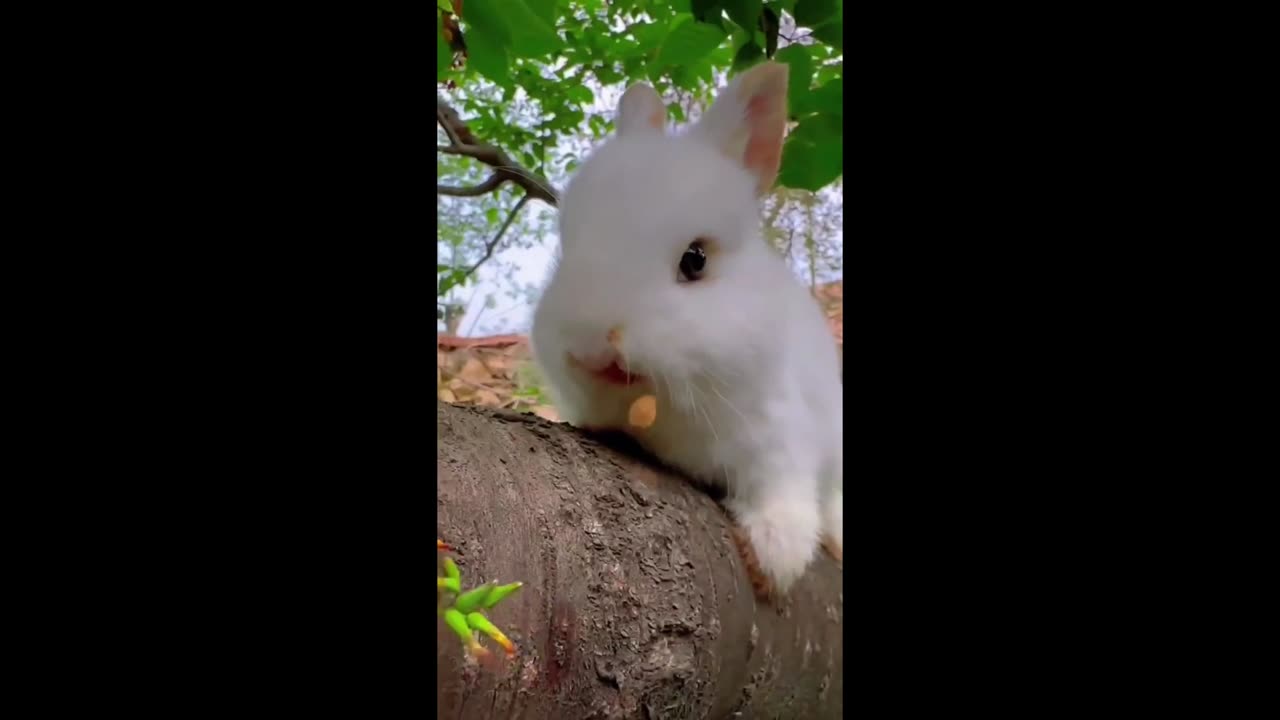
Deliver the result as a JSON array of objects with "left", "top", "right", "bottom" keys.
[{"left": 530, "top": 62, "right": 842, "bottom": 594}]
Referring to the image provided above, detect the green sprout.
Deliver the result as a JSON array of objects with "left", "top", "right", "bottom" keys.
[{"left": 438, "top": 538, "right": 523, "bottom": 658}]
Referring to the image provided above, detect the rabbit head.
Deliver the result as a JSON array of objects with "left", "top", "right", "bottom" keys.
[{"left": 531, "top": 62, "right": 795, "bottom": 424}]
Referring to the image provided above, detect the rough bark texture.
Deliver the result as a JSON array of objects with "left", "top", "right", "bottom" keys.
[{"left": 437, "top": 403, "right": 844, "bottom": 720}]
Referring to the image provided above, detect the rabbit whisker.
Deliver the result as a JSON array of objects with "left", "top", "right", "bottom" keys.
[
  {"left": 688, "top": 380, "right": 720, "bottom": 446},
  {"left": 701, "top": 376, "right": 748, "bottom": 425},
  {"left": 688, "top": 382, "right": 733, "bottom": 488}
]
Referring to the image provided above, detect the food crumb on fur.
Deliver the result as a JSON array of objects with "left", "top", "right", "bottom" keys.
[{"left": 628, "top": 394, "right": 657, "bottom": 429}]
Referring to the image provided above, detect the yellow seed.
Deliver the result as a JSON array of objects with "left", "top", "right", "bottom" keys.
[{"left": 628, "top": 395, "right": 657, "bottom": 429}]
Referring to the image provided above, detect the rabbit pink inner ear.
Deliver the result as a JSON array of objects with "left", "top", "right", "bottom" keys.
[
  {"left": 741, "top": 90, "right": 786, "bottom": 194},
  {"left": 616, "top": 84, "right": 667, "bottom": 136},
  {"left": 697, "top": 62, "right": 789, "bottom": 195}
]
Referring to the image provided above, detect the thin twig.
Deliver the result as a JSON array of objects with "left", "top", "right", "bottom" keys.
[
  {"left": 438, "top": 174, "right": 503, "bottom": 197},
  {"left": 464, "top": 194, "right": 530, "bottom": 279},
  {"left": 463, "top": 296, "right": 488, "bottom": 337},
  {"left": 437, "top": 102, "right": 463, "bottom": 147}
]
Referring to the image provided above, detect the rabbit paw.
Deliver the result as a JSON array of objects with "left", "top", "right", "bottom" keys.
[
  {"left": 822, "top": 536, "right": 843, "bottom": 564},
  {"left": 821, "top": 495, "right": 842, "bottom": 564},
  {"left": 729, "top": 495, "right": 820, "bottom": 601},
  {"left": 731, "top": 524, "right": 776, "bottom": 602}
]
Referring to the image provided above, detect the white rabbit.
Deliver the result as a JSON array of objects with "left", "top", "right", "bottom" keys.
[{"left": 530, "top": 62, "right": 842, "bottom": 598}]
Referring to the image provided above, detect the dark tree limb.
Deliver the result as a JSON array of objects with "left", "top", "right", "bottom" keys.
[
  {"left": 435, "top": 94, "right": 559, "bottom": 286},
  {"left": 437, "top": 403, "right": 844, "bottom": 720},
  {"left": 436, "top": 95, "right": 560, "bottom": 206},
  {"left": 438, "top": 174, "right": 505, "bottom": 197}
]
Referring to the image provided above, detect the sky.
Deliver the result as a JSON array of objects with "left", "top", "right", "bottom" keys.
[{"left": 456, "top": 239, "right": 552, "bottom": 336}]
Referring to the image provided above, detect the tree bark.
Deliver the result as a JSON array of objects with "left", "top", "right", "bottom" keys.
[{"left": 437, "top": 403, "right": 844, "bottom": 720}]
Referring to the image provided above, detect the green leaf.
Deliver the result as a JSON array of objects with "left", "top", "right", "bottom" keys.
[
  {"left": 523, "top": 0, "right": 558, "bottom": 25},
  {"left": 775, "top": 44, "right": 813, "bottom": 113},
  {"left": 811, "top": 15, "right": 842, "bottom": 50},
  {"left": 815, "top": 58, "right": 842, "bottom": 84},
  {"left": 466, "top": 34, "right": 510, "bottom": 87},
  {"left": 692, "top": 0, "right": 724, "bottom": 22},
  {"left": 482, "top": 582, "right": 524, "bottom": 608},
  {"left": 723, "top": 0, "right": 762, "bottom": 32},
  {"left": 793, "top": 0, "right": 839, "bottom": 27},
  {"left": 463, "top": 0, "right": 511, "bottom": 46},
  {"left": 653, "top": 18, "right": 728, "bottom": 71},
  {"left": 594, "top": 63, "right": 622, "bottom": 84},
  {"left": 622, "top": 54, "right": 644, "bottom": 77},
  {"left": 811, "top": 76, "right": 842, "bottom": 116},
  {"left": 559, "top": 107, "right": 585, "bottom": 131},
  {"left": 628, "top": 21, "right": 669, "bottom": 52},
  {"left": 673, "top": 55, "right": 714, "bottom": 90},
  {"left": 454, "top": 581, "right": 496, "bottom": 614},
  {"left": 777, "top": 114, "right": 842, "bottom": 191},
  {"left": 732, "top": 41, "right": 765, "bottom": 73},
  {"left": 442, "top": 557, "right": 461, "bottom": 581},
  {"left": 503, "top": 0, "right": 564, "bottom": 58},
  {"left": 566, "top": 85, "right": 595, "bottom": 105},
  {"left": 437, "top": 12, "right": 453, "bottom": 80},
  {"left": 443, "top": 608, "right": 474, "bottom": 647},
  {"left": 466, "top": 612, "right": 515, "bottom": 655},
  {"left": 463, "top": 1, "right": 513, "bottom": 86}
]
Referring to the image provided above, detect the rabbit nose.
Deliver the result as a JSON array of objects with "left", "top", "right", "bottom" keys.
[{"left": 568, "top": 326, "right": 625, "bottom": 372}]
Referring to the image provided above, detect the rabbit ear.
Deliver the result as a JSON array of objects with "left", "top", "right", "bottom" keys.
[
  {"left": 691, "top": 62, "right": 789, "bottom": 195},
  {"left": 616, "top": 83, "right": 667, "bottom": 136}
]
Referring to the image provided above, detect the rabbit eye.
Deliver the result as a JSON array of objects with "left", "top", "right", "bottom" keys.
[{"left": 678, "top": 241, "right": 707, "bottom": 283}]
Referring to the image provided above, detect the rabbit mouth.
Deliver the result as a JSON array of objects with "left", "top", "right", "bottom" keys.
[
  {"left": 566, "top": 353, "right": 648, "bottom": 386},
  {"left": 592, "top": 361, "right": 647, "bottom": 387}
]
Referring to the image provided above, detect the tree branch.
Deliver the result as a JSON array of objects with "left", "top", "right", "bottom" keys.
[
  {"left": 464, "top": 194, "right": 530, "bottom": 278},
  {"left": 436, "top": 101, "right": 464, "bottom": 148},
  {"left": 437, "top": 403, "right": 844, "bottom": 719},
  {"left": 436, "top": 95, "right": 560, "bottom": 206},
  {"left": 437, "top": 174, "right": 503, "bottom": 197}
]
